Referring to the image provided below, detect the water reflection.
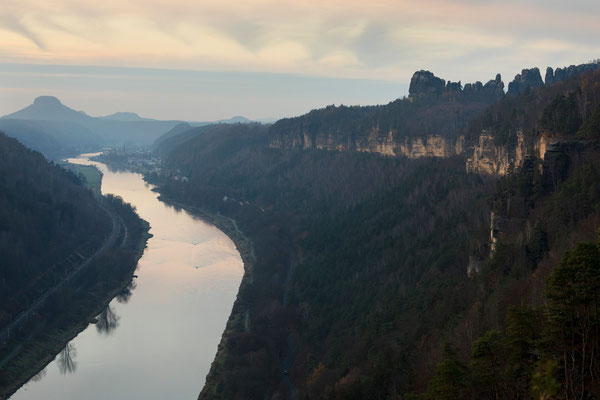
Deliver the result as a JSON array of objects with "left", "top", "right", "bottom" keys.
[
  {"left": 30, "top": 368, "right": 47, "bottom": 382},
  {"left": 57, "top": 343, "right": 77, "bottom": 375},
  {"left": 116, "top": 281, "right": 137, "bottom": 304},
  {"left": 95, "top": 305, "right": 120, "bottom": 335}
]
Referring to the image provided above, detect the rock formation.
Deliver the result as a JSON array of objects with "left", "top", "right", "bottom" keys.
[
  {"left": 409, "top": 70, "right": 505, "bottom": 101},
  {"left": 507, "top": 68, "right": 544, "bottom": 95},
  {"left": 409, "top": 70, "right": 446, "bottom": 97},
  {"left": 545, "top": 62, "right": 600, "bottom": 85}
]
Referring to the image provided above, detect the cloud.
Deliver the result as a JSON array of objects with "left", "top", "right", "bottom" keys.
[
  {"left": 0, "top": 14, "right": 46, "bottom": 50},
  {"left": 0, "top": 0, "right": 598, "bottom": 83}
]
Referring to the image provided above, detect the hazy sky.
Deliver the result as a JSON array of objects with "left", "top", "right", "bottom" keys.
[{"left": 1, "top": 0, "right": 599, "bottom": 120}]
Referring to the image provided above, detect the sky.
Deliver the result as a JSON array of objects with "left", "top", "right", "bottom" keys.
[{"left": 1, "top": 0, "right": 599, "bottom": 121}]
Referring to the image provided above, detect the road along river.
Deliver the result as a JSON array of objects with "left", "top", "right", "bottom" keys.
[{"left": 10, "top": 153, "right": 244, "bottom": 400}]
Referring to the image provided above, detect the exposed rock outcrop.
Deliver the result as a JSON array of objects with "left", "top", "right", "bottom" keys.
[
  {"left": 467, "top": 131, "right": 523, "bottom": 175},
  {"left": 358, "top": 133, "right": 465, "bottom": 159},
  {"left": 269, "top": 70, "right": 504, "bottom": 159},
  {"left": 507, "top": 68, "right": 544, "bottom": 95},
  {"left": 409, "top": 70, "right": 446, "bottom": 97},
  {"left": 463, "top": 74, "right": 505, "bottom": 99},
  {"left": 535, "top": 132, "right": 559, "bottom": 160},
  {"left": 409, "top": 71, "right": 505, "bottom": 101},
  {"left": 545, "top": 62, "right": 600, "bottom": 85},
  {"left": 489, "top": 211, "right": 508, "bottom": 254},
  {"left": 269, "top": 128, "right": 465, "bottom": 159},
  {"left": 466, "top": 130, "right": 561, "bottom": 176}
]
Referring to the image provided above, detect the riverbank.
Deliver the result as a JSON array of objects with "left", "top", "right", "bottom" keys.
[
  {"left": 150, "top": 193, "right": 256, "bottom": 399},
  {"left": 62, "top": 163, "right": 103, "bottom": 194},
  {"left": 0, "top": 200, "right": 151, "bottom": 400}
]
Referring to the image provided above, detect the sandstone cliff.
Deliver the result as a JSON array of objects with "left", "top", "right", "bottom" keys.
[
  {"left": 269, "top": 63, "right": 600, "bottom": 168},
  {"left": 269, "top": 128, "right": 465, "bottom": 159},
  {"left": 269, "top": 70, "right": 503, "bottom": 159},
  {"left": 466, "top": 130, "right": 560, "bottom": 175}
]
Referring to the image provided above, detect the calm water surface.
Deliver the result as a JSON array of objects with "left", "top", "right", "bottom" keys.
[{"left": 11, "top": 153, "right": 243, "bottom": 399}]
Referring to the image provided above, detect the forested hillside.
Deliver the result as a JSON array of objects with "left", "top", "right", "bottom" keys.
[
  {"left": 466, "top": 68, "right": 600, "bottom": 146},
  {"left": 0, "top": 131, "right": 151, "bottom": 398},
  {"left": 0, "top": 132, "right": 110, "bottom": 329},
  {"left": 147, "top": 63, "right": 600, "bottom": 400},
  {"left": 151, "top": 124, "right": 494, "bottom": 399},
  {"left": 0, "top": 119, "right": 99, "bottom": 159}
]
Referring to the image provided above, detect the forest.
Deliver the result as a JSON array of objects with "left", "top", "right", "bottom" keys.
[
  {"left": 465, "top": 69, "right": 600, "bottom": 148},
  {"left": 148, "top": 67, "right": 600, "bottom": 400},
  {"left": 152, "top": 123, "right": 494, "bottom": 399},
  {"left": 0, "top": 132, "right": 150, "bottom": 398},
  {"left": 0, "top": 132, "right": 111, "bottom": 330}
]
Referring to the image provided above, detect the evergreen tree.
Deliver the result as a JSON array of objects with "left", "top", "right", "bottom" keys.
[
  {"left": 425, "top": 343, "right": 468, "bottom": 400},
  {"left": 545, "top": 242, "right": 600, "bottom": 399}
]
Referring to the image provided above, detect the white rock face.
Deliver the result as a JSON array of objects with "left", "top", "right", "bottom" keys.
[
  {"left": 269, "top": 129, "right": 465, "bottom": 159},
  {"left": 466, "top": 130, "right": 558, "bottom": 176},
  {"left": 270, "top": 128, "right": 559, "bottom": 177}
]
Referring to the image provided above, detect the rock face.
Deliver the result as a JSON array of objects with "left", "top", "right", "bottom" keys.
[
  {"left": 467, "top": 132, "right": 515, "bottom": 175},
  {"left": 409, "top": 71, "right": 504, "bottom": 101},
  {"left": 464, "top": 74, "right": 505, "bottom": 98},
  {"left": 409, "top": 70, "right": 446, "bottom": 97},
  {"left": 269, "top": 70, "right": 504, "bottom": 160},
  {"left": 466, "top": 130, "right": 560, "bottom": 175},
  {"left": 357, "top": 133, "right": 465, "bottom": 159},
  {"left": 535, "top": 132, "right": 559, "bottom": 160},
  {"left": 507, "top": 68, "right": 544, "bottom": 95},
  {"left": 489, "top": 211, "right": 508, "bottom": 254},
  {"left": 545, "top": 62, "right": 600, "bottom": 85},
  {"left": 269, "top": 128, "right": 465, "bottom": 159}
]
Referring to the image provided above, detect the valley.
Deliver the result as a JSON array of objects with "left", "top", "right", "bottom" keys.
[
  {"left": 2, "top": 59, "right": 600, "bottom": 400},
  {"left": 5, "top": 154, "right": 244, "bottom": 400}
]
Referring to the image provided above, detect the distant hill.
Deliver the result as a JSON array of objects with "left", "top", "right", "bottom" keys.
[
  {"left": 0, "top": 118, "right": 101, "bottom": 159},
  {"left": 152, "top": 122, "right": 192, "bottom": 148},
  {"left": 152, "top": 123, "right": 224, "bottom": 158},
  {"left": 2, "top": 96, "right": 182, "bottom": 148},
  {"left": 151, "top": 123, "right": 200, "bottom": 155},
  {"left": 186, "top": 115, "right": 256, "bottom": 126},
  {"left": 152, "top": 121, "right": 266, "bottom": 158},
  {"left": 217, "top": 115, "right": 252, "bottom": 124},
  {"left": 3, "top": 96, "right": 91, "bottom": 123},
  {"left": 2, "top": 97, "right": 260, "bottom": 152},
  {"left": 99, "top": 112, "right": 155, "bottom": 122}
]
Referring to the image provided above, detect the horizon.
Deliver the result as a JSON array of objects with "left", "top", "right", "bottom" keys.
[
  {"left": 2, "top": 59, "right": 598, "bottom": 122},
  {"left": 0, "top": 63, "right": 409, "bottom": 121},
  {"left": 2, "top": 0, "right": 599, "bottom": 120}
]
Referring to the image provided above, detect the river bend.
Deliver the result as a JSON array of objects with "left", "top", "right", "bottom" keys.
[{"left": 11, "top": 153, "right": 243, "bottom": 400}]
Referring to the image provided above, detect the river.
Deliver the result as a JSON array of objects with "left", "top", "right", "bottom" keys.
[{"left": 10, "top": 153, "right": 244, "bottom": 399}]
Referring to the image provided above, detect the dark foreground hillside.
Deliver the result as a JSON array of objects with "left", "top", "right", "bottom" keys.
[
  {"left": 0, "top": 132, "right": 150, "bottom": 398},
  {"left": 0, "top": 132, "right": 110, "bottom": 326}
]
